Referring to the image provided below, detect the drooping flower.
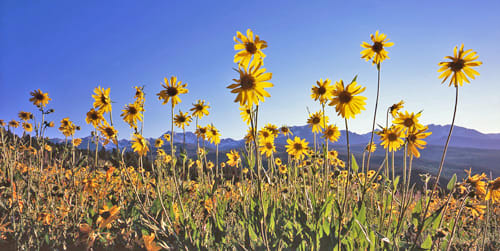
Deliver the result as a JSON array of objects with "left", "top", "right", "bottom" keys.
[
  {"left": 329, "top": 78, "right": 367, "bottom": 119},
  {"left": 132, "top": 133, "right": 149, "bottom": 156},
  {"left": 438, "top": 44, "right": 482, "bottom": 87},
  {"left": 92, "top": 86, "right": 112, "bottom": 113},
  {"left": 389, "top": 100, "right": 404, "bottom": 118},
  {"left": 239, "top": 105, "right": 253, "bottom": 125},
  {"left": 360, "top": 30, "right": 394, "bottom": 65},
  {"left": 96, "top": 205, "right": 120, "bottom": 229}
]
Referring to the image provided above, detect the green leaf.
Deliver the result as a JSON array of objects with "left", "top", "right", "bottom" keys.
[
  {"left": 351, "top": 154, "right": 359, "bottom": 173},
  {"left": 421, "top": 234, "right": 432, "bottom": 249},
  {"left": 447, "top": 174, "right": 457, "bottom": 191}
]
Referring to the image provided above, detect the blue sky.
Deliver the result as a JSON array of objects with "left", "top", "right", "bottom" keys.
[{"left": 1, "top": 0, "right": 499, "bottom": 139}]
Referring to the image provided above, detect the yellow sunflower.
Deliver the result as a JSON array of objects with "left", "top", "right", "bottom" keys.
[
  {"left": 258, "top": 128, "right": 274, "bottom": 141},
  {"left": 264, "top": 123, "right": 279, "bottom": 137},
  {"left": 227, "top": 62, "right": 273, "bottom": 107},
  {"left": 157, "top": 76, "right": 188, "bottom": 107},
  {"left": 121, "top": 103, "right": 144, "bottom": 128},
  {"left": 86, "top": 108, "right": 104, "bottom": 127},
  {"left": 307, "top": 111, "right": 328, "bottom": 133},
  {"left": 29, "top": 89, "right": 51, "bottom": 108},
  {"left": 18, "top": 111, "right": 33, "bottom": 121},
  {"left": 195, "top": 125, "right": 207, "bottom": 140},
  {"left": 406, "top": 126, "right": 432, "bottom": 158},
  {"left": 98, "top": 123, "right": 118, "bottom": 146},
  {"left": 393, "top": 111, "right": 424, "bottom": 132},
  {"left": 206, "top": 124, "right": 220, "bottom": 145},
  {"left": 279, "top": 164, "right": 288, "bottom": 174},
  {"left": 280, "top": 125, "right": 292, "bottom": 136},
  {"left": 0, "top": 120, "right": 4, "bottom": 127},
  {"left": 389, "top": 100, "right": 404, "bottom": 118},
  {"left": 59, "top": 118, "right": 76, "bottom": 137},
  {"left": 311, "top": 78, "right": 334, "bottom": 104},
  {"left": 155, "top": 138, "right": 164, "bottom": 148},
  {"left": 239, "top": 105, "right": 253, "bottom": 125},
  {"left": 92, "top": 86, "right": 112, "bottom": 113},
  {"left": 286, "top": 137, "right": 309, "bottom": 160},
  {"left": 96, "top": 205, "right": 120, "bottom": 229},
  {"left": 174, "top": 110, "right": 192, "bottom": 129},
  {"left": 163, "top": 133, "right": 171, "bottom": 142},
  {"left": 329, "top": 78, "right": 367, "bottom": 119},
  {"left": 190, "top": 100, "right": 210, "bottom": 118},
  {"left": 72, "top": 138, "right": 82, "bottom": 147},
  {"left": 365, "top": 143, "right": 377, "bottom": 153},
  {"left": 275, "top": 158, "right": 282, "bottom": 166},
  {"left": 226, "top": 150, "right": 241, "bottom": 167},
  {"left": 22, "top": 122, "right": 33, "bottom": 132},
  {"left": 438, "top": 44, "right": 482, "bottom": 87},
  {"left": 486, "top": 177, "right": 500, "bottom": 203},
  {"left": 378, "top": 126, "right": 404, "bottom": 152},
  {"left": 360, "top": 30, "right": 394, "bottom": 65},
  {"left": 465, "top": 169, "right": 487, "bottom": 198},
  {"left": 233, "top": 29, "right": 267, "bottom": 67},
  {"left": 132, "top": 133, "right": 149, "bottom": 156},
  {"left": 244, "top": 127, "right": 255, "bottom": 144},
  {"left": 8, "top": 120, "right": 19, "bottom": 128},
  {"left": 322, "top": 124, "right": 340, "bottom": 143},
  {"left": 134, "top": 86, "right": 145, "bottom": 104},
  {"left": 259, "top": 138, "right": 276, "bottom": 157}
]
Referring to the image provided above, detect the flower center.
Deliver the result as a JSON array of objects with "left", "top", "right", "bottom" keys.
[
  {"left": 101, "top": 95, "right": 109, "bottom": 104},
  {"left": 338, "top": 91, "right": 352, "bottom": 103},
  {"left": 408, "top": 134, "right": 416, "bottom": 142},
  {"left": 105, "top": 128, "right": 115, "bottom": 137},
  {"left": 449, "top": 59, "right": 465, "bottom": 72},
  {"left": 166, "top": 87, "right": 178, "bottom": 96},
  {"left": 91, "top": 113, "right": 99, "bottom": 120},
  {"left": 35, "top": 93, "right": 44, "bottom": 101},
  {"left": 240, "top": 74, "right": 256, "bottom": 90},
  {"left": 312, "top": 117, "right": 320, "bottom": 124},
  {"left": 265, "top": 142, "right": 273, "bottom": 149},
  {"left": 318, "top": 86, "right": 326, "bottom": 95},
  {"left": 178, "top": 117, "right": 186, "bottom": 123},
  {"left": 388, "top": 133, "right": 398, "bottom": 141},
  {"left": 245, "top": 42, "right": 257, "bottom": 54},
  {"left": 262, "top": 131, "right": 270, "bottom": 138},
  {"left": 403, "top": 118, "right": 414, "bottom": 127},
  {"left": 293, "top": 143, "right": 303, "bottom": 151},
  {"left": 101, "top": 211, "right": 111, "bottom": 219},
  {"left": 372, "top": 42, "right": 383, "bottom": 53},
  {"left": 129, "top": 106, "right": 137, "bottom": 115}
]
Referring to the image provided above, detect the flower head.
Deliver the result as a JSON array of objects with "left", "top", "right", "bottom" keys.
[
  {"left": 438, "top": 44, "right": 482, "bottom": 87},
  {"left": 132, "top": 133, "right": 149, "bottom": 156},
  {"left": 226, "top": 150, "right": 241, "bottom": 167},
  {"left": 259, "top": 138, "right": 276, "bottom": 157},
  {"left": 307, "top": 111, "right": 328, "bottom": 134},
  {"left": 227, "top": 62, "right": 273, "bottom": 107},
  {"left": 360, "top": 30, "right": 394, "bottom": 65},
  {"left": 379, "top": 126, "right": 404, "bottom": 152},
  {"left": 389, "top": 100, "right": 404, "bottom": 118},
  {"left": 311, "top": 78, "right": 334, "bottom": 104},
  {"left": 30, "top": 89, "right": 51, "bottom": 108},
  {"left": 406, "top": 126, "right": 432, "bottom": 158},
  {"left": 286, "top": 137, "right": 309, "bottom": 160},
  {"left": 206, "top": 124, "right": 220, "bottom": 145},
  {"left": 86, "top": 108, "right": 104, "bottom": 127},
  {"left": 322, "top": 124, "right": 340, "bottom": 143},
  {"left": 121, "top": 103, "right": 144, "bottom": 128},
  {"left": 18, "top": 111, "right": 33, "bottom": 121},
  {"left": 234, "top": 29, "right": 267, "bottom": 68},
  {"left": 174, "top": 110, "right": 192, "bottom": 130},
  {"left": 98, "top": 123, "right": 118, "bottom": 146},
  {"left": 190, "top": 100, "right": 210, "bottom": 118},
  {"left": 157, "top": 76, "right": 188, "bottom": 107},
  {"left": 329, "top": 78, "right": 367, "bottom": 119},
  {"left": 393, "top": 111, "right": 424, "bottom": 132},
  {"left": 92, "top": 86, "right": 112, "bottom": 113}
]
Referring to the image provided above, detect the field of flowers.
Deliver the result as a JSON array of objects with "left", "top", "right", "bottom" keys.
[{"left": 0, "top": 29, "right": 499, "bottom": 250}]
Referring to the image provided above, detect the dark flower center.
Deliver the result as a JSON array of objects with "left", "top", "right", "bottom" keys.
[
  {"left": 403, "top": 118, "right": 414, "bottom": 127},
  {"left": 245, "top": 42, "right": 257, "bottom": 54},
  {"left": 240, "top": 74, "right": 256, "bottom": 90},
  {"left": 312, "top": 117, "right": 320, "bottom": 124},
  {"left": 388, "top": 133, "right": 398, "bottom": 141},
  {"left": 35, "top": 93, "right": 44, "bottom": 101},
  {"left": 200, "top": 128, "right": 206, "bottom": 134},
  {"left": 408, "top": 134, "right": 416, "bottom": 142},
  {"left": 265, "top": 142, "right": 273, "bottom": 149},
  {"left": 105, "top": 128, "right": 115, "bottom": 137},
  {"left": 281, "top": 127, "right": 289, "bottom": 133},
  {"left": 101, "top": 211, "right": 111, "bottom": 219},
  {"left": 338, "top": 91, "right": 352, "bottom": 103},
  {"left": 293, "top": 143, "right": 303, "bottom": 151},
  {"left": 129, "top": 106, "right": 137, "bottom": 115},
  {"left": 178, "top": 116, "right": 186, "bottom": 123},
  {"left": 90, "top": 112, "right": 99, "bottom": 120},
  {"left": 318, "top": 86, "right": 326, "bottom": 95},
  {"left": 166, "top": 87, "right": 178, "bottom": 96},
  {"left": 449, "top": 59, "right": 465, "bottom": 72},
  {"left": 326, "top": 129, "right": 334, "bottom": 136},
  {"left": 372, "top": 42, "right": 383, "bottom": 53},
  {"left": 101, "top": 95, "right": 109, "bottom": 104},
  {"left": 262, "top": 131, "right": 270, "bottom": 138}
]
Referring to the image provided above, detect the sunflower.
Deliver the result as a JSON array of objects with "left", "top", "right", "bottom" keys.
[
  {"left": 163, "top": 133, "right": 171, "bottom": 142},
  {"left": 155, "top": 138, "right": 164, "bottom": 148},
  {"left": 8, "top": 120, "right": 19, "bottom": 128},
  {"left": 92, "top": 86, "right": 112, "bottom": 113},
  {"left": 226, "top": 150, "right": 240, "bottom": 167},
  {"left": 22, "top": 122, "right": 33, "bottom": 132},
  {"left": 406, "top": 126, "right": 432, "bottom": 158},
  {"left": 121, "top": 103, "right": 144, "bottom": 128},
  {"left": 378, "top": 126, "right": 404, "bottom": 152},
  {"left": 86, "top": 108, "right": 104, "bottom": 127},
  {"left": 286, "top": 137, "right": 309, "bottom": 160},
  {"left": 329, "top": 79, "right": 367, "bottom": 119},
  {"left": 207, "top": 161, "right": 215, "bottom": 170},
  {"left": 275, "top": 158, "right": 282, "bottom": 166},
  {"left": 322, "top": 124, "right": 340, "bottom": 143},
  {"left": 486, "top": 177, "right": 500, "bottom": 203},
  {"left": 244, "top": 127, "right": 255, "bottom": 144},
  {"left": 72, "top": 138, "right": 82, "bottom": 147},
  {"left": 157, "top": 76, "right": 188, "bottom": 107},
  {"left": 307, "top": 111, "right": 328, "bottom": 133},
  {"left": 280, "top": 126, "right": 292, "bottom": 136},
  {"left": 134, "top": 86, "right": 145, "bottom": 105},
  {"left": 0, "top": 120, "right": 4, "bottom": 127},
  {"left": 258, "top": 128, "right": 274, "bottom": 141},
  {"left": 389, "top": 100, "right": 404, "bottom": 118},
  {"left": 393, "top": 111, "right": 424, "bottom": 132},
  {"left": 311, "top": 78, "right": 334, "bottom": 104},
  {"left": 174, "top": 110, "right": 192, "bottom": 129},
  {"left": 47, "top": 121, "right": 55, "bottom": 127},
  {"left": 195, "top": 126, "right": 207, "bottom": 140},
  {"left": 259, "top": 138, "right": 276, "bottom": 157},
  {"left": 132, "top": 133, "right": 149, "bottom": 156},
  {"left": 96, "top": 205, "right": 120, "bottom": 229},
  {"left": 190, "top": 100, "right": 210, "bottom": 118},
  {"left": 465, "top": 169, "right": 487, "bottom": 198},
  {"left": 365, "top": 143, "right": 377, "bottom": 153},
  {"left": 227, "top": 62, "right": 273, "bottom": 107},
  {"left": 360, "top": 30, "right": 394, "bottom": 65},
  {"left": 465, "top": 202, "right": 486, "bottom": 218},
  {"left": 29, "top": 89, "right": 51, "bottom": 108},
  {"left": 239, "top": 105, "right": 253, "bottom": 125},
  {"left": 279, "top": 164, "right": 288, "bottom": 174},
  {"left": 143, "top": 233, "right": 161, "bottom": 251},
  {"left": 233, "top": 29, "right": 267, "bottom": 67},
  {"left": 206, "top": 124, "right": 220, "bottom": 145},
  {"left": 18, "top": 111, "right": 33, "bottom": 121},
  {"left": 59, "top": 118, "right": 76, "bottom": 137},
  {"left": 264, "top": 123, "right": 279, "bottom": 137},
  {"left": 98, "top": 123, "right": 118, "bottom": 146},
  {"left": 438, "top": 44, "right": 482, "bottom": 87}
]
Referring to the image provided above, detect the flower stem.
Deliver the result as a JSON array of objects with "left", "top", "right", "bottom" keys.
[{"left": 366, "top": 65, "right": 381, "bottom": 172}]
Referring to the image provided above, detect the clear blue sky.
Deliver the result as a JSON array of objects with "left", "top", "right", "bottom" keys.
[{"left": 1, "top": 0, "right": 499, "bottom": 139}]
